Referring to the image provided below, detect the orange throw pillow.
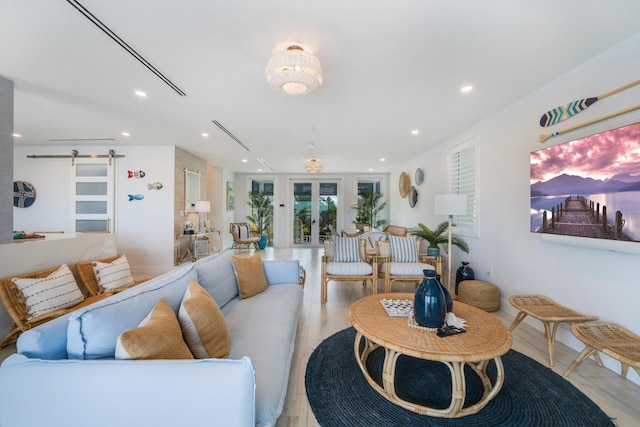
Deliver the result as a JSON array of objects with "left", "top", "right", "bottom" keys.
[{"left": 231, "top": 254, "right": 269, "bottom": 299}]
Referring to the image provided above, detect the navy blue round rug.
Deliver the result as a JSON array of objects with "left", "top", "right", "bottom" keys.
[{"left": 305, "top": 327, "right": 614, "bottom": 427}]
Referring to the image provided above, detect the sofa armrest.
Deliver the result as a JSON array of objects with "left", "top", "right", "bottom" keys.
[{"left": 0, "top": 354, "right": 256, "bottom": 427}]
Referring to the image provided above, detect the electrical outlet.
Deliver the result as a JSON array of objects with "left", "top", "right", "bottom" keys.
[{"left": 486, "top": 267, "right": 493, "bottom": 278}]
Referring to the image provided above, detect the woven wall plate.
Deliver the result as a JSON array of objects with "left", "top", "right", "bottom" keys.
[
  {"left": 408, "top": 186, "right": 418, "bottom": 208},
  {"left": 13, "top": 181, "right": 36, "bottom": 208},
  {"left": 399, "top": 172, "right": 410, "bottom": 198},
  {"left": 415, "top": 168, "right": 424, "bottom": 185}
]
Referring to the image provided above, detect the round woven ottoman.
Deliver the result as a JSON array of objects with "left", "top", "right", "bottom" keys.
[{"left": 457, "top": 280, "right": 500, "bottom": 312}]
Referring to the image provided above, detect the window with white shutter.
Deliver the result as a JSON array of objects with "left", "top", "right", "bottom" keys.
[{"left": 448, "top": 137, "right": 478, "bottom": 237}]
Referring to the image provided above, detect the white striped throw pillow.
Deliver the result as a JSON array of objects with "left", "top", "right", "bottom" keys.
[
  {"left": 333, "top": 236, "right": 361, "bottom": 262},
  {"left": 12, "top": 264, "right": 84, "bottom": 320},
  {"left": 92, "top": 255, "right": 135, "bottom": 293},
  {"left": 389, "top": 235, "right": 418, "bottom": 263},
  {"left": 234, "top": 224, "right": 251, "bottom": 239}
]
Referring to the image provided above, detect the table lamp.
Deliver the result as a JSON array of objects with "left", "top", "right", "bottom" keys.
[
  {"left": 434, "top": 194, "right": 467, "bottom": 292},
  {"left": 194, "top": 200, "right": 211, "bottom": 233}
]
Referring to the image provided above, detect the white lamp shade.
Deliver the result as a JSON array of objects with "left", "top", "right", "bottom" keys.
[
  {"left": 434, "top": 194, "right": 467, "bottom": 216},
  {"left": 194, "top": 200, "right": 210, "bottom": 213}
]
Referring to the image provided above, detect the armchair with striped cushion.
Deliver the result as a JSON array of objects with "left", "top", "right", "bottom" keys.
[
  {"left": 321, "top": 236, "right": 378, "bottom": 304},
  {"left": 377, "top": 235, "right": 441, "bottom": 293},
  {"left": 229, "top": 222, "right": 260, "bottom": 252}
]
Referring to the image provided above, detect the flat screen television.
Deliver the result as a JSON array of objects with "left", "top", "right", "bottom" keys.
[{"left": 530, "top": 120, "right": 640, "bottom": 244}]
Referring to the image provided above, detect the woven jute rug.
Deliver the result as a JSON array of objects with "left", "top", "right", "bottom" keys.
[{"left": 305, "top": 327, "right": 614, "bottom": 427}]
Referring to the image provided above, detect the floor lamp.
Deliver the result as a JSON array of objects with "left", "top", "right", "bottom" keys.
[{"left": 434, "top": 194, "right": 467, "bottom": 292}]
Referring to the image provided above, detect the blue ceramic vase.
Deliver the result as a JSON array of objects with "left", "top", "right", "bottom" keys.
[
  {"left": 414, "top": 269, "right": 446, "bottom": 328},
  {"left": 436, "top": 274, "right": 453, "bottom": 313},
  {"left": 455, "top": 262, "right": 475, "bottom": 294},
  {"left": 258, "top": 233, "right": 268, "bottom": 250}
]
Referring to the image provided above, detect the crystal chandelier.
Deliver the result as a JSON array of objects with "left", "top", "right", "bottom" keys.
[
  {"left": 265, "top": 45, "right": 323, "bottom": 96},
  {"left": 304, "top": 158, "right": 323, "bottom": 173}
]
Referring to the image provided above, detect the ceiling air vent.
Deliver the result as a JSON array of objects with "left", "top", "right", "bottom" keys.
[
  {"left": 212, "top": 120, "right": 251, "bottom": 151},
  {"left": 66, "top": 0, "right": 186, "bottom": 96}
]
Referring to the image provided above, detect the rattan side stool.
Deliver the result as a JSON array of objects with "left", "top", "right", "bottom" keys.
[{"left": 564, "top": 323, "right": 640, "bottom": 379}]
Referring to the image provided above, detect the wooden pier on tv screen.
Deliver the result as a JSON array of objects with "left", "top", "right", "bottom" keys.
[{"left": 539, "top": 196, "right": 633, "bottom": 241}]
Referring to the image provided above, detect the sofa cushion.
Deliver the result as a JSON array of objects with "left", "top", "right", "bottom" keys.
[
  {"left": 223, "top": 283, "right": 303, "bottom": 427},
  {"left": 67, "top": 264, "right": 197, "bottom": 360},
  {"left": 92, "top": 254, "right": 135, "bottom": 293},
  {"left": 115, "top": 298, "right": 194, "bottom": 360},
  {"left": 194, "top": 249, "right": 239, "bottom": 308},
  {"left": 178, "top": 279, "right": 229, "bottom": 359},
  {"left": 231, "top": 254, "right": 268, "bottom": 299},
  {"left": 12, "top": 264, "right": 84, "bottom": 319}
]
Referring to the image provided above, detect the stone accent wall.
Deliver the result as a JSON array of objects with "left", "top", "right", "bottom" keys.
[{"left": 0, "top": 76, "right": 14, "bottom": 244}]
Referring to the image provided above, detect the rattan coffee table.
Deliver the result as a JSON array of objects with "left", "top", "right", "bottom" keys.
[{"left": 349, "top": 293, "right": 512, "bottom": 418}]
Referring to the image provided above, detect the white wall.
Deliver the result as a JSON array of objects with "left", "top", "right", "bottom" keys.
[
  {"left": 12, "top": 145, "right": 176, "bottom": 276},
  {"left": 392, "top": 33, "right": 640, "bottom": 384}
]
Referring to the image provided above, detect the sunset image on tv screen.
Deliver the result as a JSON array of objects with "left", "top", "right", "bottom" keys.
[{"left": 530, "top": 121, "right": 640, "bottom": 242}]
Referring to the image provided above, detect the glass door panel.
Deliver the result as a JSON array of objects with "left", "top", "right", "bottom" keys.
[
  {"left": 319, "top": 182, "right": 337, "bottom": 243},
  {"left": 293, "top": 182, "right": 312, "bottom": 245},
  {"left": 292, "top": 180, "right": 339, "bottom": 246}
]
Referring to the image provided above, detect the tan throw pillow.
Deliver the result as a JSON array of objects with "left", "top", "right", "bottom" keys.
[
  {"left": 178, "top": 279, "right": 229, "bottom": 359},
  {"left": 231, "top": 253, "right": 269, "bottom": 299},
  {"left": 92, "top": 255, "right": 135, "bottom": 293},
  {"left": 115, "top": 298, "right": 194, "bottom": 360},
  {"left": 12, "top": 264, "right": 84, "bottom": 320}
]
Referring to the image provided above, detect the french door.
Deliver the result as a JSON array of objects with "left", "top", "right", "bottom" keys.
[{"left": 291, "top": 180, "right": 339, "bottom": 246}]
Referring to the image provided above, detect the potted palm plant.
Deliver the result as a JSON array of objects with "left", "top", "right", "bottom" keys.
[
  {"left": 410, "top": 221, "right": 469, "bottom": 256},
  {"left": 246, "top": 190, "right": 274, "bottom": 249},
  {"left": 352, "top": 190, "right": 387, "bottom": 229}
]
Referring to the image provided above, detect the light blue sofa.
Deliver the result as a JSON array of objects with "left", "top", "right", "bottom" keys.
[{"left": 0, "top": 249, "right": 304, "bottom": 427}]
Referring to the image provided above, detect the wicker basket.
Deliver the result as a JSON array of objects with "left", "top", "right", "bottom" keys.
[{"left": 458, "top": 280, "right": 500, "bottom": 312}]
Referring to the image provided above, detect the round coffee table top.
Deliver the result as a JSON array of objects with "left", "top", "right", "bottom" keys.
[{"left": 349, "top": 293, "right": 512, "bottom": 363}]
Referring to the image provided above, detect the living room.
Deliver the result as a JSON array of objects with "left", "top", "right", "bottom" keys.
[{"left": 1, "top": 2, "right": 639, "bottom": 426}]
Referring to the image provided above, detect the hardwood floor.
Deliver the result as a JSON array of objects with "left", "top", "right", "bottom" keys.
[
  {"left": 263, "top": 247, "right": 640, "bottom": 427},
  {"left": 1, "top": 247, "right": 637, "bottom": 426}
]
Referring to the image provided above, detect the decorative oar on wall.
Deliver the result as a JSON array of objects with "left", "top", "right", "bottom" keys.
[
  {"left": 539, "top": 104, "right": 640, "bottom": 143},
  {"left": 539, "top": 79, "right": 640, "bottom": 127}
]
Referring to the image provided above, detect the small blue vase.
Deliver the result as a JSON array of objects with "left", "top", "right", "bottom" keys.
[
  {"left": 455, "top": 262, "right": 475, "bottom": 294},
  {"left": 436, "top": 274, "right": 453, "bottom": 313},
  {"left": 258, "top": 233, "right": 268, "bottom": 250},
  {"left": 414, "top": 269, "right": 446, "bottom": 328}
]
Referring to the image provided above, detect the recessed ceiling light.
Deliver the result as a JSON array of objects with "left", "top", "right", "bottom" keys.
[
  {"left": 461, "top": 85, "right": 473, "bottom": 93},
  {"left": 121, "top": 132, "right": 130, "bottom": 137},
  {"left": 12, "top": 133, "right": 21, "bottom": 138},
  {"left": 411, "top": 130, "right": 419, "bottom": 135},
  {"left": 258, "top": 168, "right": 263, "bottom": 172},
  {"left": 201, "top": 132, "right": 209, "bottom": 137},
  {"left": 380, "top": 158, "right": 386, "bottom": 162},
  {"left": 134, "top": 90, "right": 147, "bottom": 98},
  {"left": 242, "top": 159, "right": 248, "bottom": 163},
  {"left": 369, "top": 168, "right": 373, "bottom": 171}
]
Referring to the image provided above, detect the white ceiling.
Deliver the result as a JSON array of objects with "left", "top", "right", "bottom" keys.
[{"left": 2, "top": 0, "right": 640, "bottom": 173}]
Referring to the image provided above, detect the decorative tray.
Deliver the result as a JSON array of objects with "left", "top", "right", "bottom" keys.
[{"left": 380, "top": 298, "right": 413, "bottom": 317}]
